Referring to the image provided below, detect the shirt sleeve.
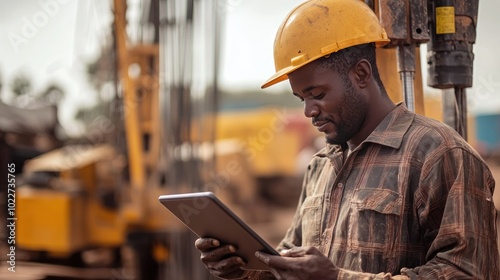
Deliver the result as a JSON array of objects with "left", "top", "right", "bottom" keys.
[
  {"left": 337, "top": 147, "right": 500, "bottom": 279},
  {"left": 408, "top": 147, "right": 499, "bottom": 278}
]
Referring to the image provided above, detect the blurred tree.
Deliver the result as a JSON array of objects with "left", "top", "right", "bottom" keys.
[
  {"left": 10, "top": 74, "right": 32, "bottom": 98},
  {"left": 86, "top": 44, "right": 116, "bottom": 102},
  {"left": 10, "top": 74, "right": 33, "bottom": 107},
  {"left": 40, "top": 83, "right": 65, "bottom": 106},
  {"left": 75, "top": 103, "right": 107, "bottom": 124},
  {"left": 7, "top": 73, "right": 66, "bottom": 108},
  {"left": 75, "top": 43, "right": 116, "bottom": 128}
]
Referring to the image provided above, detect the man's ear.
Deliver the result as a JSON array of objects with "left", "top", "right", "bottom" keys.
[{"left": 351, "top": 59, "right": 372, "bottom": 89}]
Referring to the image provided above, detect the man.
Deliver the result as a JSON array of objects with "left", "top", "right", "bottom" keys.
[{"left": 195, "top": 0, "right": 500, "bottom": 279}]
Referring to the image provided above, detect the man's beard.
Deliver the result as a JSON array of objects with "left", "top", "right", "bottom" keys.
[{"left": 325, "top": 80, "right": 367, "bottom": 145}]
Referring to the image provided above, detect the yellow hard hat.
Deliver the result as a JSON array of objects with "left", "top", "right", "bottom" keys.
[{"left": 262, "top": 0, "right": 390, "bottom": 89}]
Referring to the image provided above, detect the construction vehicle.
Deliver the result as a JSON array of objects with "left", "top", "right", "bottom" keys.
[{"left": 7, "top": 0, "right": 483, "bottom": 279}]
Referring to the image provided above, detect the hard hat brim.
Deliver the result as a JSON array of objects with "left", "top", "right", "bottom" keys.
[{"left": 261, "top": 39, "right": 390, "bottom": 89}]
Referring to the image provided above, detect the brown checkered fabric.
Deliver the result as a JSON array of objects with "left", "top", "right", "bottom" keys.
[{"left": 274, "top": 104, "right": 500, "bottom": 279}]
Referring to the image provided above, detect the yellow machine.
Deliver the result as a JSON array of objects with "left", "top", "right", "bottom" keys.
[
  {"left": 18, "top": 145, "right": 125, "bottom": 256},
  {"left": 14, "top": 0, "right": 480, "bottom": 279}
]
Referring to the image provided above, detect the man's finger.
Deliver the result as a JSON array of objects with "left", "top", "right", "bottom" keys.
[
  {"left": 201, "top": 244, "right": 237, "bottom": 262},
  {"left": 255, "top": 251, "right": 294, "bottom": 270},
  {"left": 281, "top": 246, "right": 307, "bottom": 257},
  {"left": 195, "top": 238, "right": 220, "bottom": 251},
  {"left": 206, "top": 256, "right": 245, "bottom": 275},
  {"left": 282, "top": 246, "right": 320, "bottom": 257}
]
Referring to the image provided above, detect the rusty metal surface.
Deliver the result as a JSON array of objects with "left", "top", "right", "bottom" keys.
[
  {"left": 427, "top": 0, "right": 479, "bottom": 89},
  {"left": 427, "top": 50, "right": 474, "bottom": 88},
  {"left": 374, "top": 0, "right": 429, "bottom": 46},
  {"left": 410, "top": 0, "right": 430, "bottom": 42},
  {"left": 453, "top": 0, "right": 479, "bottom": 43},
  {"left": 428, "top": 0, "right": 478, "bottom": 47},
  {"left": 378, "top": 0, "right": 408, "bottom": 44}
]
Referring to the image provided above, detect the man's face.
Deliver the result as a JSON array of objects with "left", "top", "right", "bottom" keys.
[{"left": 288, "top": 60, "right": 368, "bottom": 145}]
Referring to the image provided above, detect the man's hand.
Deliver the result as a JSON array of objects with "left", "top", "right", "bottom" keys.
[
  {"left": 255, "top": 246, "right": 339, "bottom": 280},
  {"left": 195, "top": 237, "right": 247, "bottom": 279}
]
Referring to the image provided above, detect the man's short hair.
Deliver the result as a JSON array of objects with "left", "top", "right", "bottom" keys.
[{"left": 318, "top": 43, "right": 385, "bottom": 91}]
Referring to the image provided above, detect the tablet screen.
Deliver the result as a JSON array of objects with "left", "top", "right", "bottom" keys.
[{"left": 158, "top": 192, "right": 279, "bottom": 271}]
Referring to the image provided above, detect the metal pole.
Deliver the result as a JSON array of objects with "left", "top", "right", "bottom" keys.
[
  {"left": 455, "top": 87, "right": 468, "bottom": 140},
  {"left": 397, "top": 44, "right": 416, "bottom": 112},
  {"left": 442, "top": 87, "right": 468, "bottom": 141}
]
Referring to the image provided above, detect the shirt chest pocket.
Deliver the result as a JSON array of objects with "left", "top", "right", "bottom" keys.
[
  {"left": 300, "top": 195, "right": 324, "bottom": 247},
  {"left": 348, "top": 189, "right": 403, "bottom": 257}
]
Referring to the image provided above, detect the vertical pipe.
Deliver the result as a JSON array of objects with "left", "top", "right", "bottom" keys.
[
  {"left": 455, "top": 87, "right": 468, "bottom": 140},
  {"left": 442, "top": 87, "right": 468, "bottom": 140},
  {"left": 397, "top": 44, "right": 416, "bottom": 112}
]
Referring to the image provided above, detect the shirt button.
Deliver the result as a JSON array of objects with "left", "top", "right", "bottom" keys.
[{"left": 338, "top": 183, "right": 344, "bottom": 189}]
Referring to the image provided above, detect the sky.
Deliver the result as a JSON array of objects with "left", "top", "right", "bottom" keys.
[
  {"left": 0, "top": 0, "right": 499, "bottom": 136},
  {"left": 0, "top": 0, "right": 113, "bottom": 135}
]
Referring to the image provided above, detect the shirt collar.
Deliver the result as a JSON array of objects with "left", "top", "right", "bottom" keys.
[
  {"left": 363, "top": 103, "right": 414, "bottom": 149},
  {"left": 315, "top": 103, "right": 414, "bottom": 159}
]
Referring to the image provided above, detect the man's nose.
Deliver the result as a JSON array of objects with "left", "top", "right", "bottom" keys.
[{"left": 304, "top": 100, "right": 319, "bottom": 118}]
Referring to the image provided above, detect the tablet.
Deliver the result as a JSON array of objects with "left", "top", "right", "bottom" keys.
[{"left": 158, "top": 192, "right": 279, "bottom": 271}]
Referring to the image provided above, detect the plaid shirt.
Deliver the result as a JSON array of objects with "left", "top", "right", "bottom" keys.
[{"left": 266, "top": 104, "right": 499, "bottom": 279}]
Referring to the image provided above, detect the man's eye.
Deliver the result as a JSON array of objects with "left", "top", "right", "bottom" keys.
[{"left": 312, "top": 92, "right": 324, "bottom": 100}]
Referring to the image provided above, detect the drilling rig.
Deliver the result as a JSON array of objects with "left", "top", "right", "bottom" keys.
[{"left": 11, "top": 1, "right": 482, "bottom": 280}]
